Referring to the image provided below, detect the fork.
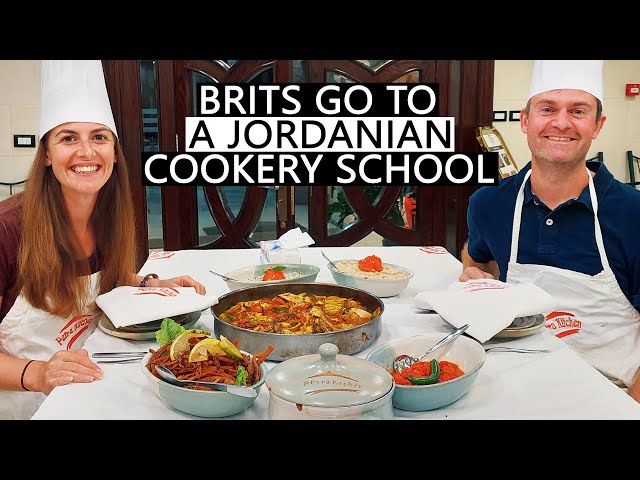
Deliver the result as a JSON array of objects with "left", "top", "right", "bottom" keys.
[
  {"left": 91, "top": 352, "right": 147, "bottom": 364},
  {"left": 484, "top": 347, "right": 550, "bottom": 354}
]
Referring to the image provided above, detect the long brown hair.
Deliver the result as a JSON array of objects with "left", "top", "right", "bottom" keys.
[{"left": 17, "top": 133, "right": 137, "bottom": 317}]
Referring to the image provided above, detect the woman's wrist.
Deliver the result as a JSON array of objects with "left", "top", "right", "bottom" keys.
[{"left": 22, "top": 360, "right": 43, "bottom": 393}]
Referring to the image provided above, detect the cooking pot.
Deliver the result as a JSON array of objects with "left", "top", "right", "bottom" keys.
[
  {"left": 211, "top": 282, "right": 384, "bottom": 361},
  {"left": 265, "top": 343, "right": 395, "bottom": 420}
]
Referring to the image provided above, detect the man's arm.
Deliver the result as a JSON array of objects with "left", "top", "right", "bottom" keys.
[{"left": 459, "top": 241, "right": 500, "bottom": 281}]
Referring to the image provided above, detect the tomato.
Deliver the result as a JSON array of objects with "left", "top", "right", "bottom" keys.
[
  {"left": 358, "top": 255, "right": 383, "bottom": 272},
  {"left": 262, "top": 268, "right": 286, "bottom": 281}
]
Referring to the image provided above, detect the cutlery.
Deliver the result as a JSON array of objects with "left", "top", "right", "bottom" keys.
[
  {"left": 484, "top": 347, "right": 550, "bottom": 354},
  {"left": 92, "top": 352, "right": 147, "bottom": 357},
  {"left": 96, "top": 358, "right": 143, "bottom": 364},
  {"left": 321, "top": 251, "right": 339, "bottom": 271},
  {"left": 154, "top": 365, "right": 257, "bottom": 398},
  {"left": 209, "top": 270, "right": 239, "bottom": 282},
  {"left": 393, "top": 324, "right": 470, "bottom": 373}
]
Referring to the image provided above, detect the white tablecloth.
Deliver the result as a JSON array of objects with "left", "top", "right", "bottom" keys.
[{"left": 31, "top": 246, "right": 640, "bottom": 420}]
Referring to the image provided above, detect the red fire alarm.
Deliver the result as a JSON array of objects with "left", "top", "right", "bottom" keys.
[{"left": 626, "top": 84, "right": 640, "bottom": 96}]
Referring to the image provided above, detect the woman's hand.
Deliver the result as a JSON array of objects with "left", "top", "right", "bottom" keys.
[
  {"left": 158, "top": 275, "right": 207, "bottom": 295},
  {"left": 25, "top": 350, "right": 103, "bottom": 395}
]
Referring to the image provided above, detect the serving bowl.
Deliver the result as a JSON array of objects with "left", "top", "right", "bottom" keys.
[
  {"left": 365, "top": 332, "right": 486, "bottom": 411},
  {"left": 221, "top": 263, "right": 320, "bottom": 292},
  {"left": 327, "top": 260, "right": 413, "bottom": 298},
  {"left": 212, "top": 282, "right": 384, "bottom": 361},
  {"left": 141, "top": 351, "right": 268, "bottom": 418}
]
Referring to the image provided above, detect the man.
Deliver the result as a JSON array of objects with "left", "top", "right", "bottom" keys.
[{"left": 461, "top": 60, "right": 640, "bottom": 402}]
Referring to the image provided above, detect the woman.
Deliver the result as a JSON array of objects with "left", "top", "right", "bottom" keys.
[{"left": 0, "top": 60, "right": 205, "bottom": 419}]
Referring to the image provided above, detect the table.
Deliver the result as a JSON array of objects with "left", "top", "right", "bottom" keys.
[{"left": 31, "top": 246, "right": 640, "bottom": 420}]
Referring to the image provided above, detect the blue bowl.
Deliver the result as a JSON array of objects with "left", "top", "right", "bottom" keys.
[{"left": 365, "top": 333, "right": 486, "bottom": 411}]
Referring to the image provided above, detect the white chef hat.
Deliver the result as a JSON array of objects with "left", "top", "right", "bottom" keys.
[
  {"left": 527, "top": 60, "right": 603, "bottom": 103},
  {"left": 39, "top": 60, "right": 118, "bottom": 139}
]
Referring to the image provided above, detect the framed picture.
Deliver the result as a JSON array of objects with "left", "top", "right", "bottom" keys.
[
  {"left": 476, "top": 125, "right": 519, "bottom": 178},
  {"left": 509, "top": 110, "right": 521, "bottom": 122},
  {"left": 493, "top": 111, "right": 507, "bottom": 122}
]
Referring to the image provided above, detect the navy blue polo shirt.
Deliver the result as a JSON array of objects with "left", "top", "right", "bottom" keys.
[{"left": 467, "top": 161, "right": 640, "bottom": 309}]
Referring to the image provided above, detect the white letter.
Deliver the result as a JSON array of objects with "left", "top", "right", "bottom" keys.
[
  {"left": 170, "top": 154, "right": 198, "bottom": 184},
  {"left": 279, "top": 154, "right": 300, "bottom": 183},
  {"left": 259, "top": 86, "right": 279, "bottom": 115},
  {"left": 258, "top": 154, "right": 275, "bottom": 184},
  {"left": 446, "top": 154, "right": 473, "bottom": 184},
  {"left": 476, "top": 154, "right": 494, "bottom": 184},
  {"left": 200, "top": 86, "right": 219, "bottom": 114},
  {"left": 414, "top": 154, "right": 442, "bottom": 183},
  {"left": 145, "top": 154, "right": 167, "bottom": 184},
  {"left": 387, "top": 154, "right": 410, "bottom": 183},
  {"left": 201, "top": 154, "right": 229, "bottom": 183},
  {"left": 300, "top": 154, "right": 323, "bottom": 184},
  {"left": 359, "top": 154, "right": 382, "bottom": 183},
  {"left": 345, "top": 85, "right": 372, "bottom": 114},
  {"left": 316, "top": 85, "right": 341, "bottom": 115},
  {"left": 407, "top": 85, "right": 436, "bottom": 115},
  {"left": 386, "top": 85, "right": 408, "bottom": 115},
  {"left": 234, "top": 154, "right": 255, "bottom": 183},
  {"left": 226, "top": 86, "right": 246, "bottom": 114},
  {"left": 282, "top": 85, "right": 301, "bottom": 115},
  {"left": 337, "top": 155, "right": 356, "bottom": 183}
]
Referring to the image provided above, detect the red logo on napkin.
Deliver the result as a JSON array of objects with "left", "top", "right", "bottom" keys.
[
  {"left": 148, "top": 251, "right": 175, "bottom": 260},
  {"left": 463, "top": 281, "right": 507, "bottom": 293},
  {"left": 56, "top": 314, "right": 95, "bottom": 349},
  {"left": 545, "top": 311, "right": 582, "bottom": 338},
  {"left": 420, "top": 246, "right": 449, "bottom": 254},
  {"left": 134, "top": 287, "right": 179, "bottom": 297}
]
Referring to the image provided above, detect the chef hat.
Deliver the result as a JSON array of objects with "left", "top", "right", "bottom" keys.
[
  {"left": 527, "top": 60, "right": 603, "bottom": 103},
  {"left": 39, "top": 60, "right": 118, "bottom": 139}
]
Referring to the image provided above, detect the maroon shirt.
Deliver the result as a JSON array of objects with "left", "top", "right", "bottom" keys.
[{"left": 0, "top": 195, "right": 101, "bottom": 323}]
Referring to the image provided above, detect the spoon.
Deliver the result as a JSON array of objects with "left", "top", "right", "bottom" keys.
[
  {"left": 209, "top": 270, "right": 239, "bottom": 282},
  {"left": 484, "top": 347, "right": 550, "bottom": 354},
  {"left": 154, "top": 365, "right": 257, "bottom": 398},
  {"left": 321, "top": 251, "right": 339, "bottom": 271},
  {"left": 393, "top": 324, "right": 470, "bottom": 373}
]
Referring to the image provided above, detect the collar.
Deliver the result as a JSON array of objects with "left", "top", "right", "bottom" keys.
[{"left": 518, "top": 160, "right": 615, "bottom": 212}]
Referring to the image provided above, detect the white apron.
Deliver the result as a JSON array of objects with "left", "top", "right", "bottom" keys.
[
  {"left": 0, "top": 272, "right": 100, "bottom": 419},
  {"left": 506, "top": 169, "right": 640, "bottom": 387}
]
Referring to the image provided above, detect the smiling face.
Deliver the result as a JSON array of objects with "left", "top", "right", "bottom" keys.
[
  {"left": 45, "top": 122, "right": 116, "bottom": 201},
  {"left": 521, "top": 89, "right": 606, "bottom": 168}
]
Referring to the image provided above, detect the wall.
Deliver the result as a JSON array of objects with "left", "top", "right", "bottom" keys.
[
  {"left": 493, "top": 60, "right": 640, "bottom": 182},
  {"left": 0, "top": 60, "right": 40, "bottom": 198}
]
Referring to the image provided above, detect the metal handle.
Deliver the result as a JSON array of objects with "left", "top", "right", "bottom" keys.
[
  {"left": 419, "top": 324, "right": 470, "bottom": 361},
  {"left": 96, "top": 358, "right": 142, "bottom": 364},
  {"left": 92, "top": 352, "right": 147, "bottom": 357}
]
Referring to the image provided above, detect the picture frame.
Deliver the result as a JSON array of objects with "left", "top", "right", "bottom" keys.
[
  {"left": 476, "top": 125, "right": 519, "bottom": 178},
  {"left": 492, "top": 111, "right": 507, "bottom": 122},
  {"left": 509, "top": 110, "right": 521, "bottom": 122}
]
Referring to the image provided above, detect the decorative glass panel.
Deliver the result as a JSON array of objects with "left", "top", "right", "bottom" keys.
[
  {"left": 355, "top": 60, "right": 392, "bottom": 71},
  {"left": 393, "top": 71, "right": 420, "bottom": 83},
  {"left": 326, "top": 71, "right": 356, "bottom": 83}
]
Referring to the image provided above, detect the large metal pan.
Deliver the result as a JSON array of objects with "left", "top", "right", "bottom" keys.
[{"left": 211, "top": 282, "right": 384, "bottom": 361}]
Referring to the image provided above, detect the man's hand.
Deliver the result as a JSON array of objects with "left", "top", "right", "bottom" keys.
[{"left": 459, "top": 266, "right": 496, "bottom": 282}]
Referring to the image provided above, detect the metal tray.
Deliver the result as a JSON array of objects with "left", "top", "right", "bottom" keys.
[{"left": 211, "top": 282, "right": 384, "bottom": 361}]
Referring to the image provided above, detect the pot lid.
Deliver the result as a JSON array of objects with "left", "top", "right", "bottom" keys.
[{"left": 265, "top": 343, "right": 393, "bottom": 407}]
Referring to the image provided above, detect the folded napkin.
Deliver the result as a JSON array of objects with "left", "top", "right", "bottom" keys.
[
  {"left": 96, "top": 286, "right": 218, "bottom": 329},
  {"left": 413, "top": 279, "right": 556, "bottom": 343}
]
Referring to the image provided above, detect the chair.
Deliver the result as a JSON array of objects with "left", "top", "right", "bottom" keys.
[
  {"left": 587, "top": 151, "right": 604, "bottom": 163},
  {"left": 0, "top": 180, "right": 26, "bottom": 201},
  {"left": 627, "top": 151, "right": 640, "bottom": 188}
]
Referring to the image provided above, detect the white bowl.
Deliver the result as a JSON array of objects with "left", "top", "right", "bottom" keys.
[
  {"left": 222, "top": 263, "right": 320, "bottom": 292},
  {"left": 365, "top": 333, "right": 486, "bottom": 411},
  {"left": 327, "top": 260, "right": 413, "bottom": 297},
  {"left": 141, "top": 351, "right": 267, "bottom": 418}
]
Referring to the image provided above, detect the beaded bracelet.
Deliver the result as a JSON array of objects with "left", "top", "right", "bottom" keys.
[
  {"left": 21, "top": 360, "right": 35, "bottom": 392},
  {"left": 140, "top": 273, "right": 159, "bottom": 287}
]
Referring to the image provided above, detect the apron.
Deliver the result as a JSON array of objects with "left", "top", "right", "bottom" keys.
[
  {"left": 506, "top": 169, "right": 640, "bottom": 387},
  {"left": 0, "top": 272, "right": 101, "bottom": 419}
]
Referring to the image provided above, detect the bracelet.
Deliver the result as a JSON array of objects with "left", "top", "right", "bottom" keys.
[
  {"left": 140, "top": 273, "right": 159, "bottom": 287},
  {"left": 21, "top": 360, "right": 35, "bottom": 392}
]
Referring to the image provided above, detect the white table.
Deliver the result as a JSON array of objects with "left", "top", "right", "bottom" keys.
[{"left": 31, "top": 246, "right": 640, "bottom": 420}]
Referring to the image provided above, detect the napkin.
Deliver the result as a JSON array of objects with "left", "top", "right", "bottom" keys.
[
  {"left": 96, "top": 286, "right": 218, "bottom": 329},
  {"left": 413, "top": 279, "right": 556, "bottom": 343},
  {"left": 260, "top": 227, "right": 315, "bottom": 264},
  {"left": 278, "top": 227, "right": 315, "bottom": 249}
]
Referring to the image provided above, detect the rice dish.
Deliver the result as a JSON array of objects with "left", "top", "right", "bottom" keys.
[{"left": 334, "top": 260, "right": 409, "bottom": 279}]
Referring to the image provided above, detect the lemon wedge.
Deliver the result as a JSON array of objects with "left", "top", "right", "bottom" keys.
[
  {"left": 169, "top": 331, "right": 209, "bottom": 361},
  {"left": 219, "top": 335, "right": 243, "bottom": 361},
  {"left": 188, "top": 338, "right": 226, "bottom": 362}
]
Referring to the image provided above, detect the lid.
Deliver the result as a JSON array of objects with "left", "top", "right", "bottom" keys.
[{"left": 265, "top": 343, "right": 394, "bottom": 407}]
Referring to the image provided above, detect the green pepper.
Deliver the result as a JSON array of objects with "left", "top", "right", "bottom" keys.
[{"left": 406, "top": 359, "right": 440, "bottom": 385}]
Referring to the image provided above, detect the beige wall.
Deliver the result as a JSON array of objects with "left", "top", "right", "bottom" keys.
[
  {"left": 494, "top": 60, "right": 640, "bottom": 182},
  {"left": 1, "top": 60, "right": 639, "bottom": 198},
  {"left": 0, "top": 60, "right": 40, "bottom": 197}
]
